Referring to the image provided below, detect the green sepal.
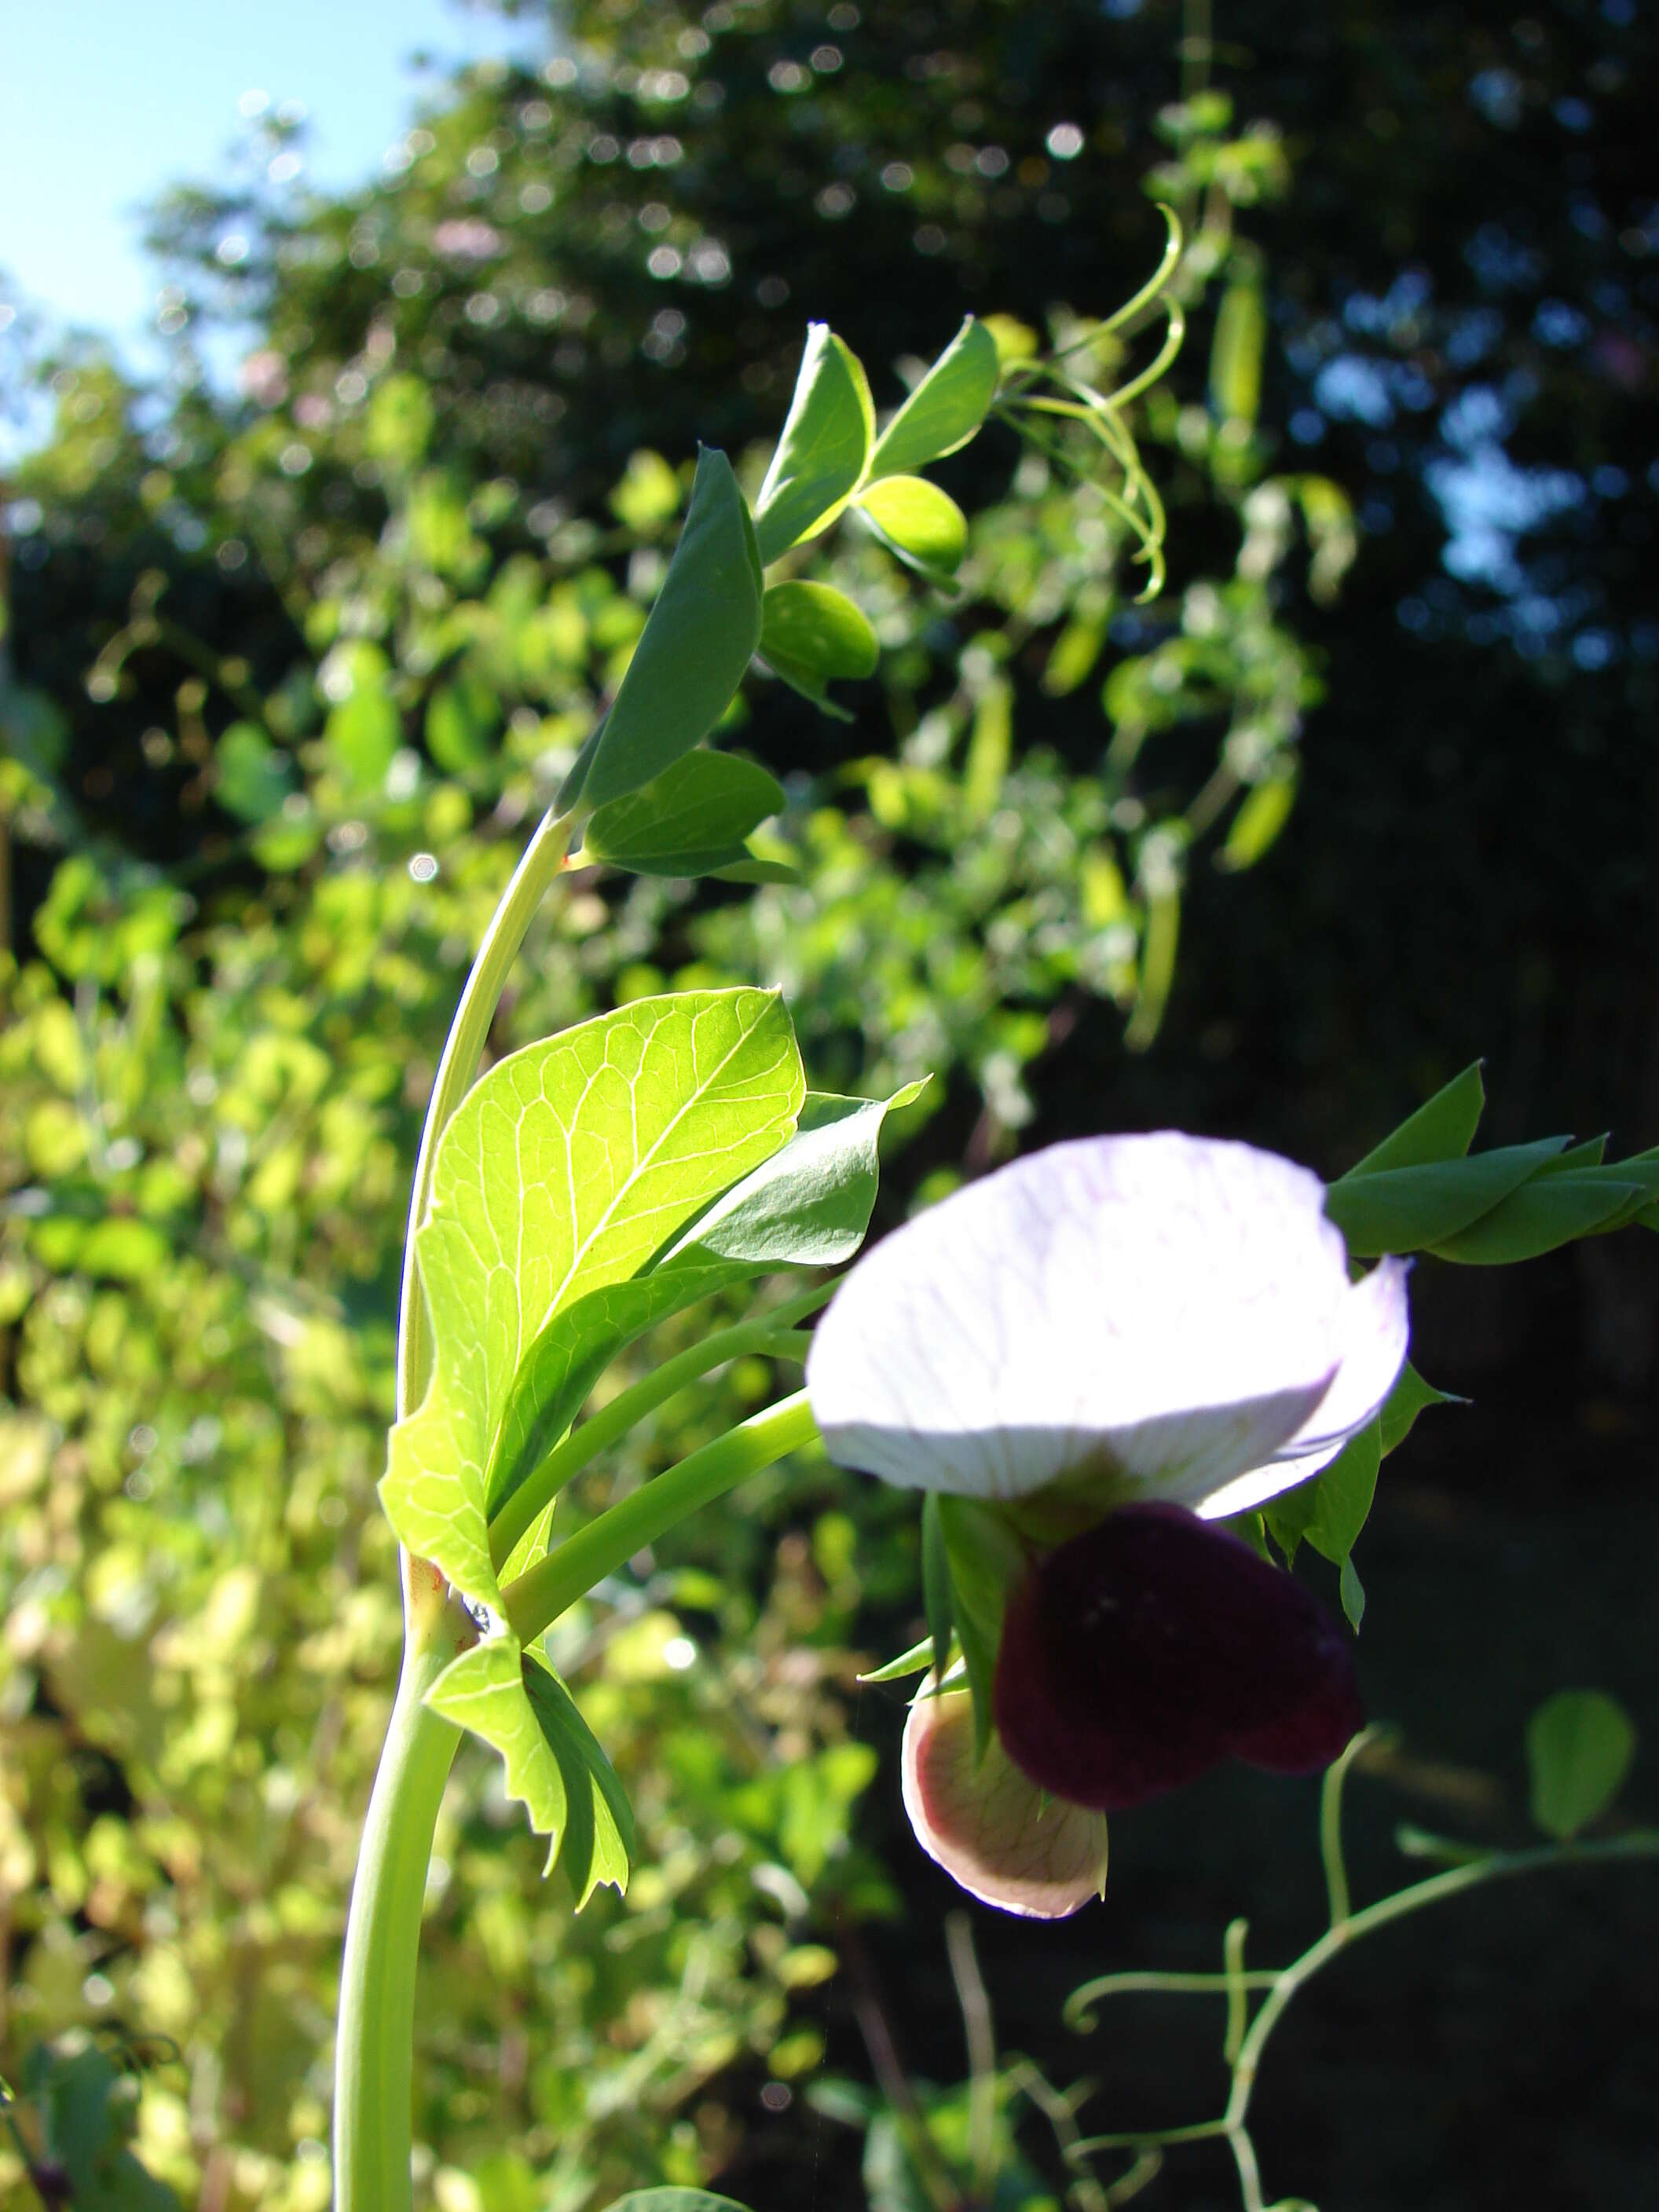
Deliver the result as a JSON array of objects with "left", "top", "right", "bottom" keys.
[
  {"left": 936, "top": 1496, "right": 1026, "bottom": 1760},
  {"left": 1379, "top": 1362, "right": 1459, "bottom": 1456},
  {"left": 921, "top": 1493, "right": 955, "bottom": 1691},
  {"left": 869, "top": 315, "right": 1001, "bottom": 478},
  {"left": 753, "top": 324, "right": 874, "bottom": 566},
  {"left": 567, "top": 448, "right": 763, "bottom": 811},
  {"left": 857, "top": 1635, "right": 936, "bottom": 1684},
  {"left": 425, "top": 1637, "right": 634, "bottom": 1905},
  {"left": 580, "top": 749, "right": 785, "bottom": 878},
  {"left": 1264, "top": 1418, "right": 1381, "bottom": 1577}
]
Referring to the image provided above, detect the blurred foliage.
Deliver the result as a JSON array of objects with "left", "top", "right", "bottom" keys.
[{"left": 0, "top": 0, "right": 1654, "bottom": 2206}]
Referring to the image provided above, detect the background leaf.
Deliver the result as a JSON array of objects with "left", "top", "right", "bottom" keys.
[{"left": 1525, "top": 1689, "right": 1637, "bottom": 1841}]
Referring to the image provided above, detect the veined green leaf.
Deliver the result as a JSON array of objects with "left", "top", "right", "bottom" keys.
[
  {"left": 869, "top": 316, "right": 1000, "bottom": 478},
  {"left": 381, "top": 991, "right": 804, "bottom": 1613},
  {"left": 426, "top": 1638, "right": 634, "bottom": 1903},
  {"left": 1344, "top": 1064, "right": 1485, "bottom": 1176},
  {"left": 580, "top": 750, "right": 785, "bottom": 878},
  {"left": 569, "top": 449, "right": 762, "bottom": 811},
  {"left": 758, "top": 580, "right": 880, "bottom": 719},
  {"left": 1526, "top": 1689, "right": 1636, "bottom": 1841},
  {"left": 753, "top": 324, "right": 874, "bottom": 566},
  {"left": 664, "top": 1082, "right": 925, "bottom": 1271},
  {"left": 1325, "top": 1136, "right": 1569, "bottom": 1258},
  {"left": 857, "top": 474, "right": 968, "bottom": 581}
]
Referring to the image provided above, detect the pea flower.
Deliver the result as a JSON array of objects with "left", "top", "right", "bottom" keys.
[{"left": 805, "top": 1133, "right": 1409, "bottom": 1917}]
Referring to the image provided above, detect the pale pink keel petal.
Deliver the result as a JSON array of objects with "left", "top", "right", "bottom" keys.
[
  {"left": 902, "top": 1678, "right": 1109, "bottom": 1918},
  {"left": 1196, "top": 1257, "right": 1411, "bottom": 1522},
  {"left": 808, "top": 1134, "right": 1355, "bottom": 1503}
]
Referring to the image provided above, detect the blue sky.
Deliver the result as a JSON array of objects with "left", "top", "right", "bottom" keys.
[{"left": 0, "top": 2, "right": 544, "bottom": 372}]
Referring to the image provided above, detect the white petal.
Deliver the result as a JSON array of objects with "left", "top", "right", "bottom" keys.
[
  {"left": 902, "top": 1679, "right": 1109, "bottom": 1919},
  {"left": 1196, "top": 1258, "right": 1411, "bottom": 1522},
  {"left": 808, "top": 1133, "right": 1352, "bottom": 1502}
]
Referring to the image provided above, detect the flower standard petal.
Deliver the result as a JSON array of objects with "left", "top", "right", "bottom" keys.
[
  {"left": 808, "top": 1134, "right": 1357, "bottom": 1504},
  {"left": 993, "top": 1504, "right": 1363, "bottom": 1811},
  {"left": 902, "top": 1675, "right": 1110, "bottom": 1918},
  {"left": 1195, "top": 1256, "right": 1412, "bottom": 1522}
]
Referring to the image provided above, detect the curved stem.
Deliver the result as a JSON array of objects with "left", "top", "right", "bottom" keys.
[
  {"left": 503, "top": 1390, "right": 819, "bottom": 1643},
  {"left": 486, "top": 1280, "right": 833, "bottom": 1571},
  {"left": 397, "top": 806, "right": 573, "bottom": 1423},
  {"left": 1224, "top": 1833, "right": 1659, "bottom": 2133},
  {"left": 332, "top": 1594, "right": 474, "bottom": 2212}
]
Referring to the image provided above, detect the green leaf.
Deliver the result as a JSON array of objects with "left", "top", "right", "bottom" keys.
[
  {"left": 601, "top": 2190, "right": 756, "bottom": 2212},
  {"left": 381, "top": 991, "right": 804, "bottom": 1613},
  {"left": 569, "top": 449, "right": 763, "bottom": 811},
  {"left": 325, "top": 679, "right": 401, "bottom": 789},
  {"left": 1344, "top": 1064, "right": 1485, "bottom": 1176},
  {"left": 1218, "top": 773, "right": 1297, "bottom": 872},
  {"left": 1338, "top": 1554, "right": 1366, "bottom": 1632},
  {"left": 752, "top": 324, "right": 874, "bottom": 566},
  {"left": 1265, "top": 1419, "right": 1380, "bottom": 1569},
  {"left": 78, "top": 1218, "right": 171, "bottom": 1281},
  {"left": 1379, "top": 1363, "right": 1459, "bottom": 1456},
  {"left": 858, "top": 1634, "right": 936, "bottom": 1683},
  {"left": 664, "top": 1082, "right": 926, "bottom": 1271},
  {"left": 580, "top": 750, "right": 785, "bottom": 878},
  {"left": 936, "top": 1496, "right": 1024, "bottom": 1760},
  {"left": 1525, "top": 1689, "right": 1637, "bottom": 1840},
  {"left": 869, "top": 315, "right": 1001, "bottom": 478},
  {"left": 759, "top": 580, "right": 880, "bottom": 717},
  {"left": 215, "top": 721, "right": 295, "bottom": 822},
  {"left": 1430, "top": 1170, "right": 1647, "bottom": 1264},
  {"left": 426, "top": 1639, "right": 634, "bottom": 1903},
  {"left": 484, "top": 1261, "right": 743, "bottom": 1527},
  {"left": 1325, "top": 1137, "right": 1569, "bottom": 1258},
  {"left": 426, "top": 676, "right": 499, "bottom": 773},
  {"left": 857, "top": 474, "right": 968, "bottom": 581},
  {"left": 921, "top": 1492, "right": 955, "bottom": 1689}
]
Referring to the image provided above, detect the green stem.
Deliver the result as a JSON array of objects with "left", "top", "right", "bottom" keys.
[
  {"left": 1224, "top": 1832, "right": 1659, "bottom": 2133},
  {"left": 502, "top": 1390, "right": 819, "bottom": 1643},
  {"left": 397, "top": 805, "right": 573, "bottom": 1422},
  {"left": 332, "top": 1599, "right": 474, "bottom": 2212},
  {"left": 486, "top": 1281, "right": 834, "bottom": 1571}
]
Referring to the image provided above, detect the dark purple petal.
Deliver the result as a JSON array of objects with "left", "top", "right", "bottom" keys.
[{"left": 993, "top": 1503, "right": 1363, "bottom": 1811}]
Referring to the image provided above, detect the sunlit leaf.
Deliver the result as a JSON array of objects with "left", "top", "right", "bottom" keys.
[
  {"left": 921, "top": 1493, "right": 955, "bottom": 1689},
  {"left": 1431, "top": 1170, "right": 1647, "bottom": 1264},
  {"left": 580, "top": 750, "right": 785, "bottom": 877},
  {"left": 752, "top": 324, "right": 874, "bottom": 566},
  {"left": 381, "top": 991, "right": 804, "bottom": 1613},
  {"left": 1218, "top": 773, "right": 1296, "bottom": 871},
  {"left": 567, "top": 448, "right": 762, "bottom": 811},
  {"left": 1265, "top": 1419, "right": 1380, "bottom": 1572},
  {"left": 426, "top": 676, "right": 499, "bottom": 773},
  {"left": 759, "top": 580, "right": 879, "bottom": 717},
  {"left": 869, "top": 315, "right": 1000, "bottom": 478},
  {"left": 1526, "top": 1689, "right": 1636, "bottom": 1840},
  {"left": 857, "top": 474, "right": 968, "bottom": 580},
  {"left": 426, "top": 1638, "right": 634, "bottom": 1903},
  {"left": 1379, "top": 1363, "right": 1459, "bottom": 1456}
]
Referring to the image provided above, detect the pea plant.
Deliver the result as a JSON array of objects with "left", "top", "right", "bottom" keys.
[{"left": 331, "top": 267, "right": 1657, "bottom": 2212}]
